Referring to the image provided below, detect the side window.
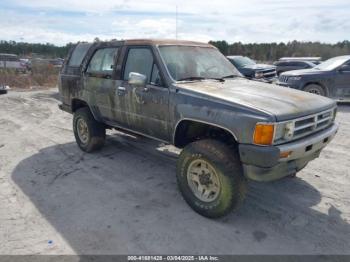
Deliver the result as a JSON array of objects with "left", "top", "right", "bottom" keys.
[
  {"left": 123, "top": 48, "right": 154, "bottom": 81},
  {"left": 87, "top": 48, "right": 118, "bottom": 75},
  {"left": 68, "top": 43, "right": 92, "bottom": 67}
]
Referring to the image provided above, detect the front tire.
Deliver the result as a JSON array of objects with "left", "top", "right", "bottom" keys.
[
  {"left": 303, "top": 84, "right": 326, "bottom": 96},
  {"left": 73, "top": 107, "right": 106, "bottom": 153},
  {"left": 176, "top": 139, "right": 246, "bottom": 218}
]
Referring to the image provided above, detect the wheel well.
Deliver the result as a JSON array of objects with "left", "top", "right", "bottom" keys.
[
  {"left": 303, "top": 82, "right": 329, "bottom": 96},
  {"left": 174, "top": 120, "right": 237, "bottom": 148},
  {"left": 71, "top": 99, "right": 88, "bottom": 112}
]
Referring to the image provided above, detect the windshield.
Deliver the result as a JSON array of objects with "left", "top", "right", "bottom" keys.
[
  {"left": 229, "top": 56, "right": 256, "bottom": 68},
  {"left": 314, "top": 56, "right": 349, "bottom": 71},
  {"left": 158, "top": 45, "right": 240, "bottom": 81}
]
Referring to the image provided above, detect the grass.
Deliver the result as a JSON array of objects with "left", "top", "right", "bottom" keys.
[{"left": 0, "top": 64, "right": 59, "bottom": 89}]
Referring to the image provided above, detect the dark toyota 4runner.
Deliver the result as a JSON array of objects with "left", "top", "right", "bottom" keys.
[{"left": 59, "top": 39, "right": 338, "bottom": 218}]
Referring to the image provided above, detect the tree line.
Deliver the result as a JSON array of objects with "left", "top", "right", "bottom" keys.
[
  {"left": 1, "top": 39, "right": 350, "bottom": 61},
  {"left": 0, "top": 40, "right": 74, "bottom": 58},
  {"left": 209, "top": 40, "right": 350, "bottom": 62}
]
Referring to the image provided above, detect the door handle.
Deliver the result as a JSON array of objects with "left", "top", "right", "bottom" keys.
[{"left": 117, "top": 86, "right": 126, "bottom": 96}]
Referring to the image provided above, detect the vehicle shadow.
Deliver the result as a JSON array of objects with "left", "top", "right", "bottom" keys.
[{"left": 11, "top": 132, "right": 350, "bottom": 254}]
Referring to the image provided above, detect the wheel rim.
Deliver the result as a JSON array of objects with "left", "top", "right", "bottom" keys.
[
  {"left": 77, "top": 118, "right": 89, "bottom": 144},
  {"left": 187, "top": 159, "right": 221, "bottom": 203},
  {"left": 307, "top": 88, "right": 321, "bottom": 95}
]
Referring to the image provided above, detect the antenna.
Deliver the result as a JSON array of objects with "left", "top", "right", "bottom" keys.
[{"left": 176, "top": 5, "right": 178, "bottom": 39}]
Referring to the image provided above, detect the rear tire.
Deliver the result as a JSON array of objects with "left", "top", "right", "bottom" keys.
[
  {"left": 73, "top": 107, "right": 106, "bottom": 153},
  {"left": 176, "top": 139, "right": 246, "bottom": 218},
  {"left": 303, "top": 84, "right": 326, "bottom": 96}
]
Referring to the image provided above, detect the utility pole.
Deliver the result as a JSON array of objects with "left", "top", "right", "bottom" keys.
[{"left": 176, "top": 5, "right": 178, "bottom": 39}]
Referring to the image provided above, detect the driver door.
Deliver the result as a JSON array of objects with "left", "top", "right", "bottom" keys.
[{"left": 117, "top": 46, "right": 170, "bottom": 141}]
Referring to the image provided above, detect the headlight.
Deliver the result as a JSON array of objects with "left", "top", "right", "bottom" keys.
[
  {"left": 255, "top": 71, "right": 264, "bottom": 78},
  {"left": 288, "top": 76, "right": 301, "bottom": 81},
  {"left": 254, "top": 121, "right": 295, "bottom": 145},
  {"left": 274, "top": 121, "right": 295, "bottom": 141}
]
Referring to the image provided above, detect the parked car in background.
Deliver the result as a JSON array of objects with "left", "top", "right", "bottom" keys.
[
  {"left": 227, "top": 55, "right": 276, "bottom": 82},
  {"left": 0, "top": 53, "right": 27, "bottom": 73},
  {"left": 59, "top": 39, "right": 338, "bottom": 218},
  {"left": 277, "top": 55, "right": 350, "bottom": 99},
  {"left": 0, "top": 85, "right": 8, "bottom": 95},
  {"left": 278, "top": 57, "right": 322, "bottom": 65},
  {"left": 274, "top": 60, "right": 316, "bottom": 75},
  {"left": 49, "top": 58, "right": 64, "bottom": 68},
  {"left": 19, "top": 58, "right": 31, "bottom": 71}
]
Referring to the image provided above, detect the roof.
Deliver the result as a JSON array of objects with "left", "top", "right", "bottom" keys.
[
  {"left": 278, "top": 57, "right": 322, "bottom": 61},
  {"left": 0, "top": 53, "right": 18, "bottom": 57},
  {"left": 124, "top": 39, "right": 212, "bottom": 47},
  {"left": 226, "top": 55, "right": 244, "bottom": 58},
  {"left": 100, "top": 39, "right": 213, "bottom": 47}
]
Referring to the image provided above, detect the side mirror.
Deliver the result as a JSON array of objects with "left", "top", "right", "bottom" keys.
[
  {"left": 128, "top": 72, "right": 147, "bottom": 87},
  {"left": 339, "top": 64, "right": 350, "bottom": 72}
]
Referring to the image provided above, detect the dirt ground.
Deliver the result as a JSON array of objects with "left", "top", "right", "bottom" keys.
[{"left": 0, "top": 88, "right": 349, "bottom": 255}]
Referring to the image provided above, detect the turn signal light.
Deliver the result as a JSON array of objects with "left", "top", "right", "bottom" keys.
[
  {"left": 280, "top": 151, "right": 292, "bottom": 158},
  {"left": 253, "top": 124, "right": 275, "bottom": 145}
]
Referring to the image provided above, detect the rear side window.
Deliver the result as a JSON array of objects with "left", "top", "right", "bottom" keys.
[
  {"left": 277, "top": 62, "right": 287, "bottom": 66},
  {"left": 68, "top": 43, "right": 92, "bottom": 67},
  {"left": 87, "top": 48, "right": 118, "bottom": 74}
]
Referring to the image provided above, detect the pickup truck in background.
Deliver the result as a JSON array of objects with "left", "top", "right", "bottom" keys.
[
  {"left": 226, "top": 55, "right": 277, "bottom": 82},
  {"left": 59, "top": 39, "right": 338, "bottom": 218}
]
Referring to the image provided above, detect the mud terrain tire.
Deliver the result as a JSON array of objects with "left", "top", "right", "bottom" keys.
[
  {"left": 176, "top": 139, "right": 246, "bottom": 218},
  {"left": 73, "top": 107, "right": 105, "bottom": 152}
]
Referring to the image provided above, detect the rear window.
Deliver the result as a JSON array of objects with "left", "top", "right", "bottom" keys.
[{"left": 68, "top": 43, "right": 92, "bottom": 67}]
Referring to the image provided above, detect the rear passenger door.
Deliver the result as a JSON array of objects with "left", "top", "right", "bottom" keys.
[
  {"left": 117, "top": 46, "right": 170, "bottom": 141},
  {"left": 84, "top": 47, "right": 119, "bottom": 121}
]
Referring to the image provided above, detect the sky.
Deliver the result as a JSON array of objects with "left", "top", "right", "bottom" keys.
[{"left": 0, "top": 0, "right": 349, "bottom": 46}]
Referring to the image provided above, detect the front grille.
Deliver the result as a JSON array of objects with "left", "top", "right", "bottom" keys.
[
  {"left": 262, "top": 69, "right": 277, "bottom": 78},
  {"left": 292, "top": 109, "right": 334, "bottom": 140},
  {"left": 279, "top": 75, "right": 289, "bottom": 82}
]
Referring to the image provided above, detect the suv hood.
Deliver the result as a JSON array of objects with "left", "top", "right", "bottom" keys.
[
  {"left": 243, "top": 64, "right": 276, "bottom": 70},
  {"left": 176, "top": 78, "right": 335, "bottom": 121},
  {"left": 282, "top": 68, "right": 327, "bottom": 76}
]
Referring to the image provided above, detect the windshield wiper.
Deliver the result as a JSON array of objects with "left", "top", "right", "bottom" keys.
[{"left": 177, "top": 76, "right": 225, "bottom": 82}]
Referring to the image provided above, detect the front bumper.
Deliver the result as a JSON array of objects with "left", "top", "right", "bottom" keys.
[
  {"left": 239, "top": 123, "right": 338, "bottom": 182},
  {"left": 253, "top": 76, "right": 277, "bottom": 84},
  {"left": 276, "top": 80, "right": 301, "bottom": 89}
]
